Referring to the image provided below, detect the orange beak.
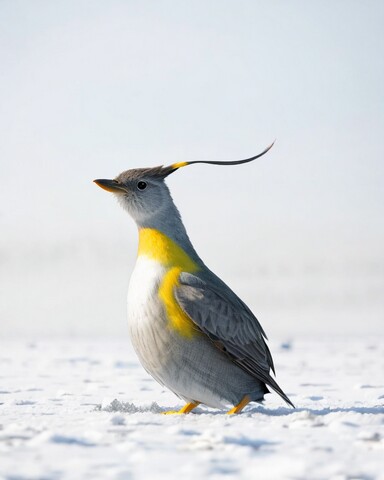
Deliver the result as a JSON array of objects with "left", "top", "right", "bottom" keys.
[{"left": 93, "top": 179, "right": 128, "bottom": 193}]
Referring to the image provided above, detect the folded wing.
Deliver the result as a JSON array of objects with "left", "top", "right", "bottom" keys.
[{"left": 174, "top": 272, "right": 294, "bottom": 408}]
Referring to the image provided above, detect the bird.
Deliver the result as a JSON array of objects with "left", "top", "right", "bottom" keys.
[{"left": 94, "top": 142, "right": 294, "bottom": 414}]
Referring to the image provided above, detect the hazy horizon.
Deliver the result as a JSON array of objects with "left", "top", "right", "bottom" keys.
[{"left": 1, "top": 1, "right": 383, "bottom": 337}]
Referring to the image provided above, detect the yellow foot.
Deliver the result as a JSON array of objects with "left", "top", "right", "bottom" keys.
[
  {"left": 162, "top": 401, "right": 200, "bottom": 415},
  {"left": 226, "top": 395, "right": 251, "bottom": 415}
]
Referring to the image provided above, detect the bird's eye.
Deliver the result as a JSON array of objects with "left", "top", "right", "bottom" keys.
[{"left": 137, "top": 181, "right": 147, "bottom": 190}]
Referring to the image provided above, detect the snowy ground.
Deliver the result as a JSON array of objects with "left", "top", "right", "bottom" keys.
[{"left": 0, "top": 337, "right": 383, "bottom": 480}]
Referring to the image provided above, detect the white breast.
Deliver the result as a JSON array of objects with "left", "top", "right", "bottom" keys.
[{"left": 127, "top": 256, "right": 165, "bottom": 322}]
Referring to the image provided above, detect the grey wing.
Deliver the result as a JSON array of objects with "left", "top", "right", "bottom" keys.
[{"left": 175, "top": 272, "right": 294, "bottom": 408}]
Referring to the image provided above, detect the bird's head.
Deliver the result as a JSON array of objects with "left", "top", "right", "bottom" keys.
[
  {"left": 94, "top": 165, "right": 180, "bottom": 224},
  {"left": 94, "top": 142, "right": 275, "bottom": 224}
]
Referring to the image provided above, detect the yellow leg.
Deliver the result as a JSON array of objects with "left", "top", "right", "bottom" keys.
[
  {"left": 226, "top": 395, "right": 251, "bottom": 415},
  {"left": 162, "top": 401, "right": 200, "bottom": 415}
]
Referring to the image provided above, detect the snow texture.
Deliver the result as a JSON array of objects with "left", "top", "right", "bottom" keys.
[{"left": 0, "top": 337, "right": 383, "bottom": 480}]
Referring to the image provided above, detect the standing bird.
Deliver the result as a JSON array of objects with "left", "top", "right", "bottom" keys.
[{"left": 94, "top": 142, "right": 293, "bottom": 414}]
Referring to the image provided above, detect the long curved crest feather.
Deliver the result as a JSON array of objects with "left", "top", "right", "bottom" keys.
[{"left": 165, "top": 141, "right": 275, "bottom": 174}]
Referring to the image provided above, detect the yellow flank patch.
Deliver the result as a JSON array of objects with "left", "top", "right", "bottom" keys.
[
  {"left": 138, "top": 228, "right": 200, "bottom": 338},
  {"left": 158, "top": 267, "right": 198, "bottom": 338}
]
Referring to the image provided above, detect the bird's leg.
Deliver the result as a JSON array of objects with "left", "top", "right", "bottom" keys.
[
  {"left": 226, "top": 395, "right": 251, "bottom": 414},
  {"left": 162, "top": 401, "right": 200, "bottom": 415}
]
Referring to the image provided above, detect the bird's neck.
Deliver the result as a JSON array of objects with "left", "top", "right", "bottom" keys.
[
  {"left": 137, "top": 228, "right": 199, "bottom": 272},
  {"left": 136, "top": 207, "right": 202, "bottom": 268}
]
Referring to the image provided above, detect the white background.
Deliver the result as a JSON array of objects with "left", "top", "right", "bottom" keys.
[{"left": 1, "top": 0, "right": 383, "bottom": 338}]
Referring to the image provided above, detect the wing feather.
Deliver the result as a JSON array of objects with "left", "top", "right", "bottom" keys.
[{"left": 175, "top": 272, "right": 294, "bottom": 407}]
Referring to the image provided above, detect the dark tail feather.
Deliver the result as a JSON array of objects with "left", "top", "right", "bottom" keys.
[{"left": 266, "top": 375, "right": 295, "bottom": 408}]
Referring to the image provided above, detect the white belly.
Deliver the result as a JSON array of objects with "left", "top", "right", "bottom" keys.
[{"left": 127, "top": 256, "right": 171, "bottom": 380}]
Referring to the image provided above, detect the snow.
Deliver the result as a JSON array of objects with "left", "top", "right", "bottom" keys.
[{"left": 1, "top": 337, "right": 383, "bottom": 480}]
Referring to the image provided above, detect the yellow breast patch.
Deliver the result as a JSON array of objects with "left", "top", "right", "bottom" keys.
[{"left": 138, "top": 228, "right": 200, "bottom": 338}]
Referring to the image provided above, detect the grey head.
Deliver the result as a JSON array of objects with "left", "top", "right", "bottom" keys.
[
  {"left": 94, "top": 141, "right": 275, "bottom": 229},
  {"left": 94, "top": 165, "right": 180, "bottom": 227}
]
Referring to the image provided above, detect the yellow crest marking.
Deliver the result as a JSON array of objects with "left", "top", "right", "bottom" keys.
[
  {"left": 170, "top": 161, "right": 188, "bottom": 169},
  {"left": 138, "top": 228, "right": 200, "bottom": 338}
]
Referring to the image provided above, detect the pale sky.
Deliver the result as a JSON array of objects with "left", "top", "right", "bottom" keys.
[{"left": 1, "top": 1, "right": 383, "bottom": 337}]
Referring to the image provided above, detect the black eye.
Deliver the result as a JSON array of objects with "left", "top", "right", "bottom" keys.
[{"left": 137, "top": 181, "right": 147, "bottom": 190}]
